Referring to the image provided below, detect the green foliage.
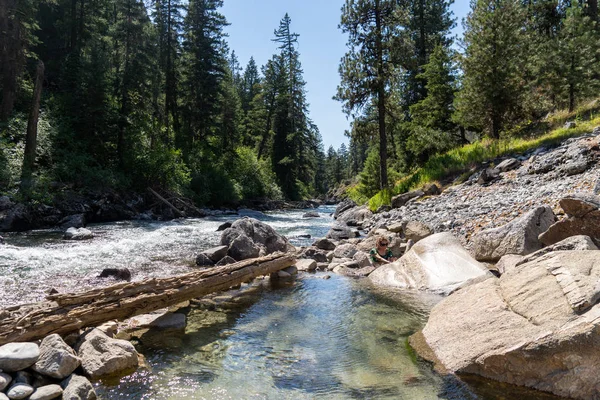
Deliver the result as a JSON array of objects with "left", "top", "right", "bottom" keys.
[
  {"left": 368, "top": 188, "right": 392, "bottom": 212},
  {"left": 455, "top": 0, "right": 527, "bottom": 138},
  {"left": 230, "top": 147, "right": 282, "bottom": 200}
]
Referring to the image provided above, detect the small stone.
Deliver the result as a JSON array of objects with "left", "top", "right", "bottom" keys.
[
  {"left": 0, "top": 372, "right": 12, "bottom": 391},
  {"left": 6, "top": 383, "right": 34, "bottom": 400},
  {"left": 29, "top": 384, "right": 63, "bottom": 400},
  {"left": 295, "top": 259, "right": 317, "bottom": 272}
]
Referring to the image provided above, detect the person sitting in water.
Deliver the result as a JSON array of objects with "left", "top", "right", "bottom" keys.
[{"left": 370, "top": 236, "right": 397, "bottom": 265}]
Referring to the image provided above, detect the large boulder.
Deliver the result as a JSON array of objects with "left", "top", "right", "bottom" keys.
[
  {"left": 0, "top": 342, "right": 39, "bottom": 372},
  {"left": 221, "top": 217, "right": 289, "bottom": 261},
  {"left": 76, "top": 329, "right": 138, "bottom": 379},
  {"left": 32, "top": 334, "right": 80, "bottom": 379},
  {"left": 540, "top": 193, "right": 600, "bottom": 246},
  {"left": 369, "top": 232, "right": 492, "bottom": 294},
  {"left": 412, "top": 250, "right": 600, "bottom": 400},
  {"left": 0, "top": 204, "right": 31, "bottom": 232},
  {"left": 201, "top": 245, "right": 229, "bottom": 263},
  {"left": 472, "top": 206, "right": 555, "bottom": 262}
]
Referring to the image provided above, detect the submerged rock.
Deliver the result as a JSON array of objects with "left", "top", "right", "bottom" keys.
[
  {"left": 63, "top": 227, "right": 94, "bottom": 241},
  {"left": 413, "top": 250, "right": 600, "bottom": 400},
  {"left": 369, "top": 232, "right": 492, "bottom": 294}
]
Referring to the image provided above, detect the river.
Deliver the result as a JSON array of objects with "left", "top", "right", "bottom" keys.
[{"left": 0, "top": 206, "right": 562, "bottom": 399}]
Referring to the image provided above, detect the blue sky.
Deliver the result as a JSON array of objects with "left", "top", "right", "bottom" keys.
[{"left": 221, "top": 0, "right": 471, "bottom": 150}]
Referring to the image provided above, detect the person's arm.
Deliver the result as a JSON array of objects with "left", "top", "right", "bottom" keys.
[{"left": 371, "top": 250, "right": 391, "bottom": 264}]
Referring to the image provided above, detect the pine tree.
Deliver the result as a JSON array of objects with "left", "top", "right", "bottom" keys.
[
  {"left": 455, "top": 0, "right": 527, "bottom": 139},
  {"left": 180, "top": 0, "right": 228, "bottom": 153},
  {"left": 402, "top": 0, "right": 455, "bottom": 108},
  {"left": 336, "top": 0, "right": 404, "bottom": 189},
  {"left": 408, "top": 43, "right": 460, "bottom": 162}
]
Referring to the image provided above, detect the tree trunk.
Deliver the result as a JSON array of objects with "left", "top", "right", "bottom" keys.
[
  {"left": 20, "top": 61, "right": 45, "bottom": 196},
  {"left": 0, "top": 253, "right": 295, "bottom": 346},
  {"left": 375, "top": 0, "right": 388, "bottom": 190}
]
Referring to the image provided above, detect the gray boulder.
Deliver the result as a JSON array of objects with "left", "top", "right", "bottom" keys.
[
  {"left": 195, "top": 253, "right": 215, "bottom": 267},
  {"left": 302, "top": 211, "right": 320, "bottom": 218},
  {"left": 559, "top": 193, "right": 600, "bottom": 218},
  {"left": 326, "top": 225, "right": 358, "bottom": 240},
  {"left": 404, "top": 220, "right": 433, "bottom": 243},
  {"left": 496, "top": 158, "right": 521, "bottom": 172},
  {"left": 336, "top": 205, "right": 372, "bottom": 226},
  {"left": 516, "top": 235, "right": 598, "bottom": 267},
  {"left": 412, "top": 251, "right": 600, "bottom": 400},
  {"left": 478, "top": 167, "right": 500, "bottom": 184},
  {"left": 0, "top": 342, "right": 39, "bottom": 372},
  {"left": 540, "top": 194, "right": 600, "bottom": 246},
  {"left": 6, "top": 383, "right": 34, "bottom": 400},
  {"left": 63, "top": 227, "right": 93, "bottom": 241},
  {"left": 76, "top": 329, "right": 138, "bottom": 379},
  {"left": 300, "top": 247, "right": 328, "bottom": 263},
  {"left": 221, "top": 217, "right": 289, "bottom": 261},
  {"left": 391, "top": 190, "right": 424, "bottom": 209},
  {"left": 370, "top": 232, "right": 492, "bottom": 294},
  {"left": 333, "top": 243, "right": 358, "bottom": 259},
  {"left": 29, "top": 384, "right": 63, "bottom": 400},
  {"left": 312, "top": 238, "right": 336, "bottom": 251},
  {"left": 32, "top": 334, "right": 80, "bottom": 379},
  {"left": 333, "top": 199, "right": 357, "bottom": 219},
  {"left": 201, "top": 245, "right": 228, "bottom": 262},
  {"left": 295, "top": 259, "right": 317, "bottom": 272},
  {"left": 227, "top": 234, "right": 260, "bottom": 261},
  {"left": 472, "top": 206, "right": 555, "bottom": 262},
  {"left": 61, "top": 374, "right": 96, "bottom": 400}
]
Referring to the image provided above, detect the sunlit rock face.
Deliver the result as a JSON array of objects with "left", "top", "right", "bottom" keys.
[
  {"left": 369, "top": 232, "right": 492, "bottom": 294},
  {"left": 414, "top": 250, "right": 600, "bottom": 400}
]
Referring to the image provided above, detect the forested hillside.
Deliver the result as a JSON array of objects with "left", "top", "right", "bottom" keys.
[
  {"left": 1, "top": 0, "right": 599, "bottom": 210},
  {"left": 333, "top": 0, "right": 600, "bottom": 209},
  {"left": 0, "top": 0, "right": 333, "bottom": 206}
]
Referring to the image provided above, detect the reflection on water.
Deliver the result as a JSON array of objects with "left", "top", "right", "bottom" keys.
[{"left": 96, "top": 274, "right": 469, "bottom": 400}]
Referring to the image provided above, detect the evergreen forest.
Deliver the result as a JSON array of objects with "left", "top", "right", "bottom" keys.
[{"left": 1, "top": 0, "right": 599, "bottom": 210}]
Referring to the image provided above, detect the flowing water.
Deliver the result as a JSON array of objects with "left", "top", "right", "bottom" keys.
[{"left": 0, "top": 206, "right": 563, "bottom": 399}]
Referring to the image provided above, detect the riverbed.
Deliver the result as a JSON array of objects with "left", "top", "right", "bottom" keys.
[{"left": 0, "top": 207, "right": 562, "bottom": 399}]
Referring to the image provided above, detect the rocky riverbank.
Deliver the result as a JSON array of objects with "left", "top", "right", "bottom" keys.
[{"left": 321, "top": 128, "right": 600, "bottom": 399}]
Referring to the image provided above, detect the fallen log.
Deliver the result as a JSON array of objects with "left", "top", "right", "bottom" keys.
[{"left": 0, "top": 252, "right": 295, "bottom": 346}]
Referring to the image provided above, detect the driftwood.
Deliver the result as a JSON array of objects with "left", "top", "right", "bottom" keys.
[
  {"left": 147, "top": 187, "right": 185, "bottom": 217},
  {"left": 0, "top": 253, "right": 295, "bottom": 346}
]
